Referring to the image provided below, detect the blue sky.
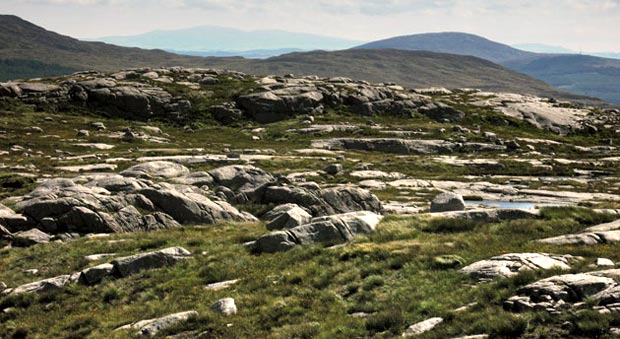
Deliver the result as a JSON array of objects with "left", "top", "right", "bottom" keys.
[{"left": 1, "top": 0, "right": 619, "bottom": 52}]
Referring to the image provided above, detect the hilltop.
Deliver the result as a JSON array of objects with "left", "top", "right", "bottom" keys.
[
  {"left": 354, "top": 32, "right": 620, "bottom": 103},
  {"left": 0, "top": 15, "right": 601, "bottom": 105}
]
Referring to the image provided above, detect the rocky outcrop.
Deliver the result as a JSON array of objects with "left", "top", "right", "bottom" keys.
[
  {"left": 431, "top": 192, "right": 466, "bottom": 213},
  {"left": 251, "top": 211, "right": 382, "bottom": 253},
  {"left": 261, "top": 186, "right": 383, "bottom": 217},
  {"left": 504, "top": 269, "right": 620, "bottom": 313},
  {"left": 312, "top": 138, "right": 506, "bottom": 155},
  {"left": 12, "top": 228, "right": 52, "bottom": 246},
  {"left": 263, "top": 204, "right": 312, "bottom": 231},
  {"left": 2, "top": 275, "right": 72, "bottom": 296},
  {"left": 110, "top": 247, "right": 191, "bottom": 278},
  {"left": 431, "top": 208, "right": 540, "bottom": 223},
  {"left": 115, "top": 311, "right": 198, "bottom": 336},
  {"left": 121, "top": 161, "right": 190, "bottom": 179},
  {"left": 537, "top": 219, "right": 620, "bottom": 245},
  {"left": 460, "top": 253, "right": 579, "bottom": 282},
  {"left": 0, "top": 203, "right": 32, "bottom": 232},
  {"left": 238, "top": 87, "right": 324, "bottom": 123},
  {"left": 211, "top": 298, "right": 237, "bottom": 315},
  {"left": 13, "top": 169, "right": 254, "bottom": 235}
]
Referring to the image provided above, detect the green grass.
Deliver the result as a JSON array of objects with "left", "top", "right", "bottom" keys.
[{"left": 2, "top": 207, "right": 620, "bottom": 338}]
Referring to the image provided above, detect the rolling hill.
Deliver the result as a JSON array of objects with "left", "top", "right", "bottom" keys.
[
  {"left": 0, "top": 15, "right": 602, "bottom": 104},
  {"left": 354, "top": 32, "right": 620, "bottom": 103}
]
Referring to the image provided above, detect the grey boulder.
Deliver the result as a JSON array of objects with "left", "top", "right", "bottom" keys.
[
  {"left": 264, "top": 204, "right": 312, "bottom": 231},
  {"left": 460, "top": 253, "right": 578, "bottom": 282},
  {"left": 111, "top": 247, "right": 192, "bottom": 278},
  {"left": 121, "top": 161, "right": 190, "bottom": 179},
  {"left": 116, "top": 311, "right": 198, "bottom": 336},
  {"left": 252, "top": 211, "right": 382, "bottom": 253},
  {"left": 431, "top": 192, "right": 466, "bottom": 213}
]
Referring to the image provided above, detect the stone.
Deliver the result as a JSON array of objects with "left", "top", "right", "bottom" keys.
[
  {"left": 111, "top": 247, "right": 191, "bottom": 278},
  {"left": 208, "top": 165, "right": 275, "bottom": 192},
  {"left": 433, "top": 208, "right": 540, "bottom": 223},
  {"left": 121, "top": 161, "right": 190, "bottom": 179},
  {"left": 91, "top": 122, "right": 106, "bottom": 130},
  {"left": 265, "top": 205, "right": 312, "bottom": 231},
  {"left": 0, "top": 224, "right": 12, "bottom": 240},
  {"left": 116, "top": 311, "right": 198, "bottom": 336},
  {"left": 261, "top": 186, "right": 383, "bottom": 217},
  {"left": 402, "top": 317, "right": 444, "bottom": 337},
  {"left": 460, "top": 253, "right": 578, "bottom": 282},
  {"left": 597, "top": 258, "right": 615, "bottom": 267},
  {"left": 205, "top": 279, "right": 239, "bottom": 291},
  {"left": 237, "top": 88, "right": 324, "bottom": 123},
  {"left": 79, "top": 263, "right": 115, "bottom": 285},
  {"left": 431, "top": 192, "right": 466, "bottom": 213},
  {"left": 324, "top": 164, "right": 343, "bottom": 175},
  {"left": 12, "top": 228, "right": 52, "bottom": 246},
  {"left": 138, "top": 188, "right": 256, "bottom": 224},
  {"left": 84, "top": 253, "right": 117, "bottom": 262},
  {"left": 211, "top": 298, "right": 237, "bottom": 315},
  {"left": 5, "top": 275, "right": 71, "bottom": 296},
  {"left": 252, "top": 211, "right": 382, "bottom": 253}
]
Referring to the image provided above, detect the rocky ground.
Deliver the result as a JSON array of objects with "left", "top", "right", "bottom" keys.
[{"left": 1, "top": 68, "right": 620, "bottom": 338}]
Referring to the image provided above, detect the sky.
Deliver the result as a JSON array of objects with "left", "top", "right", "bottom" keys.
[{"left": 1, "top": 0, "right": 619, "bottom": 52}]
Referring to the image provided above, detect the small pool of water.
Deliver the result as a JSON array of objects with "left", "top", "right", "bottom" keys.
[{"left": 465, "top": 200, "right": 568, "bottom": 210}]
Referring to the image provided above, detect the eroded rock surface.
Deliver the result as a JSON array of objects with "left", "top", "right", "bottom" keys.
[
  {"left": 460, "top": 253, "right": 579, "bottom": 282},
  {"left": 251, "top": 211, "right": 382, "bottom": 253}
]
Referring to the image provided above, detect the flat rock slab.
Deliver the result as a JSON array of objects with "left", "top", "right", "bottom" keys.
[
  {"left": 116, "top": 311, "right": 198, "bottom": 336},
  {"left": 3, "top": 275, "right": 71, "bottom": 296},
  {"left": 402, "top": 317, "right": 444, "bottom": 337},
  {"left": 429, "top": 208, "right": 540, "bottom": 223},
  {"left": 505, "top": 269, "right": 620, "bottom": 313},
  {"left": 111, "top": 247, "right": 192, "bottom": 278},
  {"left": 460, "top": 253, "right": 579, "bottom": 282},
  {"left": 121, "top": 161, "right": 190, "bottom": 179},
  {"left": 537, "top": 231, "right": 620, "bottom": 245}
]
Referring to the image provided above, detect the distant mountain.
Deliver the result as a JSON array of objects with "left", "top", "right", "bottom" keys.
[
  {"left": 354, "top": 32, "right": 536, "bottom": 63},
  {"left": 0, "top": 14, "right": 217, "bottom": 80},
  {"left": 0, "top": 15, "right": 602, "bottom": 105},
  {"left": 95, "top": 26, "right": 363, "bottom": 55},
  {"left": 513, "top": 44, "right": 620, "bottom": 60},
  {"left": 171, "top": 48, "right": 304, "bottom": 59},
  {"left": 355, "top": 32, "right": 620, "bottom": 103},
  {"left": 512, "top": 43, "right": 574, "bottom": 54}
]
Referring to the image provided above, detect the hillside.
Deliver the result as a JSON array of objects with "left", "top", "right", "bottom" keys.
[
  {"left": 201, "top": 49, "right": 590, "bottom": 101},
  {"left": 504, "top": 54, "right": 620, "bottom": 104},
  {"left": 355, "top": 32, "right": 536, "bottom": 63},
  {"left": 0, "top": 15, "right": 214, "bottom": 78},
  {"left": 95, "top": 26, "right": 363, "bottom": 55},
  {"left": 0, "top": 15, "right": 601, "bottom": 104},
  {"left": 2, "top": 67, "right": 620, "bottom": 338},
  {"left": 355, "top": 32, "right": 620, "bottom": 103}
]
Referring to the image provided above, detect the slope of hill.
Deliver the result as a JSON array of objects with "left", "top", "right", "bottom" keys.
[
  {"left": 201, "top": 49, "right": 590, "bottom": 101},
  {"left": 0, "top": 15, "right": 602, "bottom": 104},
  {"left": 503, "top": 54, "right": 620, "bottom": 104},
  {"left": 0, "top": 15, "right": 215, "bottom": 78},
  {"left": 355, "top": 32, "right": 620, "bottom": 103},
  {"left": 355, "top": 32, "right": 536, "bottom": 63},
  {"left": 95, "top": 26, "right": 363, "bottom": 54}
]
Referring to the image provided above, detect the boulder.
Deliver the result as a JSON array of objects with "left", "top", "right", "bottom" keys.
[
  {"left": 0, "top": 203, "right": 33, "bottom": 232},
  {"left": 111, "top": 247, "right": 191, "bottom": 278},
  {"left": 265, "top": 205, "right": 312, "bottom": 231},
  {"left": 237, "top": 87, "right": 324, "bottom": 123},
  {"left": 252, "top": 211, "right": 382, "bottom": 253},
  {"left": 537, "top": 231, "right": 620, "bottom": 245},
  {"left": 138, "top": 188, "right": 256, "bottom": 224},
  {"left": 4, "top": 275, "right": 71, "bottom": 296},
  {"left": 12, "top": 228, "right": 52, "bottom": 246},
  {"left": 459, "top": 253, "right": 578, "bottom": 282},
  {"left": 121, "top": 161, "right": 190, "bottom": 179},
  {"left": 312, "top": 138, "right": 456, "bottom": 155},
  {"left": 0, "top": 224, "right": 12, "bottom": 241},
  {"left": 504, "top": 270, "right": 620, "bottom": 313},
  {"left": 324, "top": 164, "right": 343, "bottom": 175},
  {"left": 79, "top": 263, "right": 115, "bottom": 285},
  {"left": 402, "top": 317, "right": 444, "bottom": 337},
  {"left": 208, "top": 165, "right": 275, "bottom": 192},
  {"left": 116, "top": 311, "right": 198, "bottom": 336},
  {"left": 211, "top": 298, "right": 237, "bottom": 315},
  {"left": 418, "top": 102, "right": 465, "bottom": 122},
  {"left": 211, "top": 102, "right": 244, "bottom": 124},
  {"left": 431, "top": 192, "right": 466, "bottom": 213}
]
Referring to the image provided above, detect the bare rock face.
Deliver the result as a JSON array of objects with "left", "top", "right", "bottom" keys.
[
  {"left": 402, "top": 317, "right": 444, "bottom": 337},
  {"left": 237, "top": 87, "right": 324, "bottom": 123},
  {"left": 504, "top": 269, "right": 620, "bottom": 313},
  {"left": 460, "top": 253, "right": 580, "bottom": 282},
  {"left": 251, "top": 211, "right": 383, "bottom": 253},
  {"left": 111, "top": 247, "right": 192, "bottom": 278},
  {"left": 431, "top": 192, "right": 466, "bottom": 213},
  {"left": 121, "top": 161, "right": 190, "bottom": 179},
  {"left": 264, "top": 204, "right": 312, "bottom": 231},
  {"left": 12, "top": 228, "right": 52, "bottom": 246},
  {"left": 115, "top": 311, "right": 198, "bottom": 336}
]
